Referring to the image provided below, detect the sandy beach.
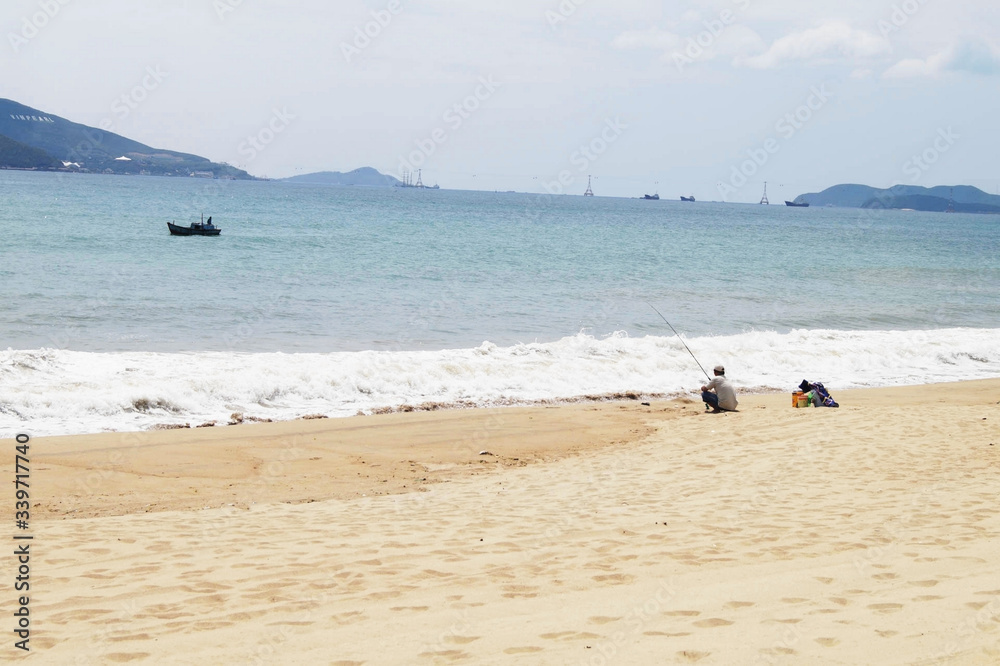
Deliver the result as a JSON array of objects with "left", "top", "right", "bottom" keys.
[{"left": 6, "top": 380, "right": 999, "bottom": 664}]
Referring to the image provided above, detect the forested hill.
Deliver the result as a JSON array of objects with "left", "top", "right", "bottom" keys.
[
  {"left": 0, "top": 133, "right": 62, "bottom": 169},
  {"left": 792, "top": 183, "right": 1000, "bottom": 212},
  {"left": 0, "top": 98, "right": 252, "bottom": 178}
]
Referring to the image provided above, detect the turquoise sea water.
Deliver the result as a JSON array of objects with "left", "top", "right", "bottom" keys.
[{"left": 1, "top": 170, "right": 999, "bottom": 435}]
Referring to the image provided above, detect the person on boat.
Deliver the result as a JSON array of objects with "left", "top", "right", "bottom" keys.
[{"left": 701, "top": 365, "right": 738, "bottom": 413}]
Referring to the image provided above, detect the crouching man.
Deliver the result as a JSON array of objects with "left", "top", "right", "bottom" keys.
[{"left": 701, "top": 365, "right": 738, "bottom": 414}]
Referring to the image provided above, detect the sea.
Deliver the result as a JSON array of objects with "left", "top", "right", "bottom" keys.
[{"left": 2, "top": 170, "right": 999, "bottom": 437}]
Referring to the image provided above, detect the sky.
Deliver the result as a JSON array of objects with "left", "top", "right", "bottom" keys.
[{"left": 2, "top": 0, "right": 999, "bottom": 201}]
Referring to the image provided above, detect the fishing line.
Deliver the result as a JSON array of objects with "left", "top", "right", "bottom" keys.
[{"left": 647, "top": 303, "right": 712, "bottom": 381}]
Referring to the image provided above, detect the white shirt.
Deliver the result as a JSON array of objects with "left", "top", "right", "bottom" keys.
[{"left": 706, "top": 375, "right": 738, "bottom": 411}]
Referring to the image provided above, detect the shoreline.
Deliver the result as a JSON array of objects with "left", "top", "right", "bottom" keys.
[
  {"left": 7, "top": 378, "right": 999, "bottom": 662},
  {"left": 10, "top": 372, "right": 999, "bottom": 441},
  {"left": 5, "top": 328, "right": 999, "bottom": 439},
  {"left": 13, "top": 378, "right": 998, "bottom": 521}
]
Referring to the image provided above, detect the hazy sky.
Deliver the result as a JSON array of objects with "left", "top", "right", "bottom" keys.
[{"left": 4, "top": 0, "right": 999, "bottom": 200}]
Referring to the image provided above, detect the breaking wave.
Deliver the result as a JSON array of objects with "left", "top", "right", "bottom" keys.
[{"left": 2, "top": 327, "right": 999, "bottom": 437}]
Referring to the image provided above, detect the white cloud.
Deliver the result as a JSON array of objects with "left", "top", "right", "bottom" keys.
[
  {"left": 612, "top": 23, "right": 764, "bottom": 68},
  {"left": 883, "top": 41, "right": 1000, "bottom": 78},
  {"left": 735, "top": 21, "right": 891, "bottom": 69},
  {"left": 882, "top": 51, "right": 951, "bottom": 78},
  {"left": 716, "top": 25, "right": 767, "bottom": 59}
]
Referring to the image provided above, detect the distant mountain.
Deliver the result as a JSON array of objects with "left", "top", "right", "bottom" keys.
[
  {"left": 0, "top": 98, "right": 252, "bottom": 179},
  {"left": 791, "top": 184, "right": 883, "bottom": 208},
  {"left": 282, "top": 167, "right": 402, "bottom": 187},
  {"left": 793, "top": 184, "right": 1000, "bottom": 213},
  {"left": 0, "top": 133, "right": 61, "bottom": 169}
]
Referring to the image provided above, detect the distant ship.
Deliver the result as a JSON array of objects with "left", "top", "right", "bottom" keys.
[
  {"left": 397, "top": 169, "right": 439, "bottom": 189},
  {"left": 785, "top": 200, "right": 809, "bottom": 207},
  {"left": 680, "top": 195, "right": 695, "bottom": 202},
  {"left": 641, "top": 193, "right": 659, "bottom": 200}
]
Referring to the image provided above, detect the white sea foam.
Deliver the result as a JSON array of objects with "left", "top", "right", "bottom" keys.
[{"left": 2, "top": 328, "right": 999, "bottom": 437}]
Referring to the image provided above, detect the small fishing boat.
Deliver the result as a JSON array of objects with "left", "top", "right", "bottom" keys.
[
  {"left": 642, "top": 193, "right": 659, "bottom": 200},
  {"left": 168, "top": 215, "right": 221, "bottom": 236},
  {"left": 784, "top": 201, "right": 809, "bottom": 207},
  {"left": 680, "top": 195, "right": 695, "bottom": 202}
]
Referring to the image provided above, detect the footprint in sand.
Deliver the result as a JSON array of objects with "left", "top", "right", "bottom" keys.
[
  {"left": 724, "top": 601, "right": 755, "bottom": 609},
  {"left": 226, "top": 611, "right": 269, "bottom": 622},
  {"left": 539, "top": 631, "right": 598, "bottom": 641},
  {"left": 677, "top": 651, "right": 711, "bottom": 662},
  {"left": 868, "top": 603, "right": 904, "bottom": 614},
  {"left": 417, "top": 650, "right": 470, "bottom": 661},
  {"left": 815, "top": 638, "right": 840, "bottom": 647},
  {"left": 908, "top": 580, "right": 938, "bottom": 587},
  {"left": 591, "top": 573, "right": 634, "bottom": 584},
  {"left": 664, "top": 611, "right": 701, "bottom": 617},
  {"left": 588, "top": 616, "right": 623, "bottom": 625},
  {"left": 504, "top": 647, "right": 543, "bottom": 655},
  {"left": 366, "top": 591, "right": 402, "bottom": 601},
  {"left": 501, "top": 585, "right": 539, "bottom": 599},
  {"left": 693, "top": 618, "right": 734, "bottom": 628},
  {"left": 331, "top": 611, "right": 367, "bottom": 626},
  {"left": 105, "top": 654, "right": 151, "bottom": 663},
  {"left": 444, "top": 636, "right": 481, "bottom": 645}
]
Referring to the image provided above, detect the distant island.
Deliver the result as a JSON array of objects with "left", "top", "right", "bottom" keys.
[
  {"left": 791, "top": 184, "right": 1000, "bottom": 214},
  {"left": 281, "top": 167, "right": 403, "bottom": 187},
  {"left": 0, "top": 98, "right": 252, "bottom": 179},
  {"left": 281, "top": 167, "right": 442, "bottom": 189}
]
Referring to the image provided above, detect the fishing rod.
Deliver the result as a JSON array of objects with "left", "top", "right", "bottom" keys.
[{"left": 647, "top": 303, "right": 712, "bottom": 382}]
